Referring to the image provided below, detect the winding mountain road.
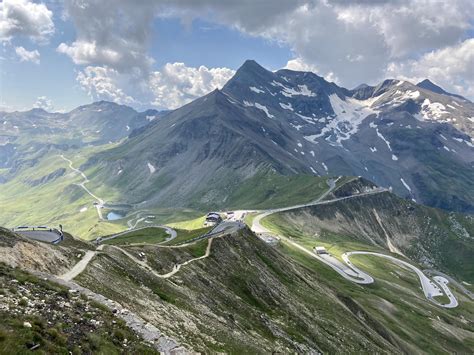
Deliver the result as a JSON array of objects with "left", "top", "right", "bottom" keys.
[
  {"left": 60, "top": 155, "right": 105, "bottom": 220},
  {"left": 343, "top": 251, "right": 458, "bottom": 308},
  {"left": 61, "top": 221, "right": 243, "bottom": 283},
  {"left": 250, "top": 181, "right": 459, "bottom": 308}
]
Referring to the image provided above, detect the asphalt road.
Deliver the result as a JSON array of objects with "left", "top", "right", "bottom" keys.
[
  {"left": 60, "top": 154, "right": 105, "bottom": 220},
  {"left": 249, "top": 181, "right": 458, "bottom": 307},
  {"left": 15, "top": 229, "right": 63, "bottom": 244},
  {"left": 343, "top": 251, "right": 460, "bottom": 308},
  {"left": 424, "top": 269, "right": 474, "bottom": 300}
]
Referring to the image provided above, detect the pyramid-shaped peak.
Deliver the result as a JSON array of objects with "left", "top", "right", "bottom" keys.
[{"left": 417, "top": 79, "right": 467, "bottom": 100}]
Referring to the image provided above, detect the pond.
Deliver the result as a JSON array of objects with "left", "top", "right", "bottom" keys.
[{"left": 106, "top": 211, "right": 124, "bottom": 220}]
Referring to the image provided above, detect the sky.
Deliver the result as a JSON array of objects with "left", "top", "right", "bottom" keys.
[{"left": 0, "top": 0, "right": 473, "bottom": 112}]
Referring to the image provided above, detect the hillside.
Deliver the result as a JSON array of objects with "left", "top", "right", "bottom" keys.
[
  {"left": 0, "top": 262, "right": 157, "bottom": 354},
  {"left": 60, "top": 228, "right": 474, "bottom": 353},
  {"left": 262, "top": 179, "right": 474, "bottom": 283},
  {"left": 1, "top": 213, "right": 473, "bottom": 353}
]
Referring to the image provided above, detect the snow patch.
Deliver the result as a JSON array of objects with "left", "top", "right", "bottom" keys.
[
  {"left": 310, "top": 150, "right": 315, "bottom": 157},
  {"left": 439, "top": 134, "right": 447, "bottom": 140},
  {"left": 307, "top": 94, "right": 379, "bottom": 145},
  {"left": 250, "top": 86, "right": 264, "bottom": 94},
  {"left": 322, "top": 162, "right": 328, "bottom": 171},
  {"left": 296, "top": 112, "right": 316, "bottom": 124},
  {"left": 244, "top": 101, "right": 274, "bottom": 118},
  {"left": 279, "top": 102, "right": 294, "bottom": 111},
  {"left": 370, "top": 147, "right": 377, "bottom": 153},
  {"left": 443, "top": 146, "right": 450, "bottom": 152},
  {"left": 304, "top": 135, "right": 320, "bottom": 144},
  {"left": 126, "top": 125, "right": 130, "bottom": 131},
  {"left": 400, "top": 178, "right": 412, "bottom": 192},
  {"left": 79, "top": 207, "right": 88, "bottom": 213},
  {"left": 271, "top": 81, "right": 316, "bottom": 97},
  {"left": 310, "top": 167, "right": 318, "bottom": 175},
  {"left": 392, "top": 154, "right": 398, "bottom": 161},
  {"left": 147, "top": 162, "right": 156, "bottom": 174},
  {"left": 146, "top": 115, "right": 156, "bottom": 121},
  {"left": 290, "top": 123, "right": 303, "bottom": 131},
  {"left": 376, "top": 128, "right": 392, "bottom": 151},
  {"left": 415, "top": 99, "right": 449, "bottom": 122},
  {"left": 297, "top": 142, "right": 303, "bottom": 147}
]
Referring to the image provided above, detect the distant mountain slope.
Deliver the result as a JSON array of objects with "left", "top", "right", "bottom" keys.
[
  {"left": 85, "top": 60, "right": 474, "bottom": 212},
  {"left": 0, "top": 102, "right": 165, "bottom": 184},
  {"left": 416, "top": 79, "right": 467, "bottom": 101}
]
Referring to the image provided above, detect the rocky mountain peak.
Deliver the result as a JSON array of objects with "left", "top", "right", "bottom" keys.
[{"left": 416, "top": 79, "right": 467, "bottom": 101}]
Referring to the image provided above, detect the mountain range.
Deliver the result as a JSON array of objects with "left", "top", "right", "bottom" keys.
[
  {"left": 1, "top": 59, "right": 473, "bottom": 217},
  {"left": 66, "top": 60, "right": 474, "bottom": 213}
]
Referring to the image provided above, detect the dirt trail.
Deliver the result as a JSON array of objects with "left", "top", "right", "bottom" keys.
[{"left": 110, "top": 238, "right": 215, "bottom": 279}]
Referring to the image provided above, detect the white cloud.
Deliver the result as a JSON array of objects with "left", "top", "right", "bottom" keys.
[
  {"left": 386, "top": 38, "right": 474, "bottom": 99},
  {"left": 75, "top": 62, "right": 234, "bottom": 109},
  {"left": 15, "top": 46, "right": 39, "bottom": 64},
  {"left": 59, "top": 0, "right": 474, "bottom": 104},
  {"left": 76, "top": 66, "right": 137, "bottom": 106},
  {"left": 59, "top": 0, "right": 156, "bottom": 74},
  {"left": 285, "top": 58, "right": 339, "bottom": 84},
  {"left": 34, "top": 96, "right": 53, "bottom": 111},
  {"left": 285, "top": 58, "right": 319, "bottom": 73},
  {"left": 167, "top": 0, "right": 474, "bottom": 95},
  {"left": 149, "top": 63, "right": 235, "bottom": 108},
  {"left": 0, "top": 0, "right": 54, "bottom": 43}
]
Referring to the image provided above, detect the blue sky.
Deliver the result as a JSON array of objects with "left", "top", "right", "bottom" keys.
[
  {"left": 1, "top": 16, "right": 291, "bottom": 111},
  {"left": 1, "top": 0, "right": 473, "bottom": 112}
]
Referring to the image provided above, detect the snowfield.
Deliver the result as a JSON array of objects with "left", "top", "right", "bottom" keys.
[{"left": 304, "top": 94, "right": 379, "bottom": 145}]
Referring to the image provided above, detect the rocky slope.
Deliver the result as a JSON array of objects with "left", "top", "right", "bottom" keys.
[{"left": 0, "top": 262, "right": 157, "bottom": 353}]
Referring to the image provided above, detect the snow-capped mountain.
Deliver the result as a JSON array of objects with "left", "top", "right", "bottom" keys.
[{"left": 85, "top": 60, "right": 474, "bottom": 213}]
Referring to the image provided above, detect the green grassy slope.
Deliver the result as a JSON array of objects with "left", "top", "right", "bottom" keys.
[
  {"left": 226, "top": 172, "right": 332, "bottom": 209},
  {"left": 102, "top": 227, "right": 169, "bottom": 245},
  {"left": 75, "top": 229, "right": 474, "bottom": 353},
  {"left": 259, "top": 213, "right": 474, "bottom": 352},
  {"left": 260, "top": 178, "right": 474, "bottom": 283}
]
